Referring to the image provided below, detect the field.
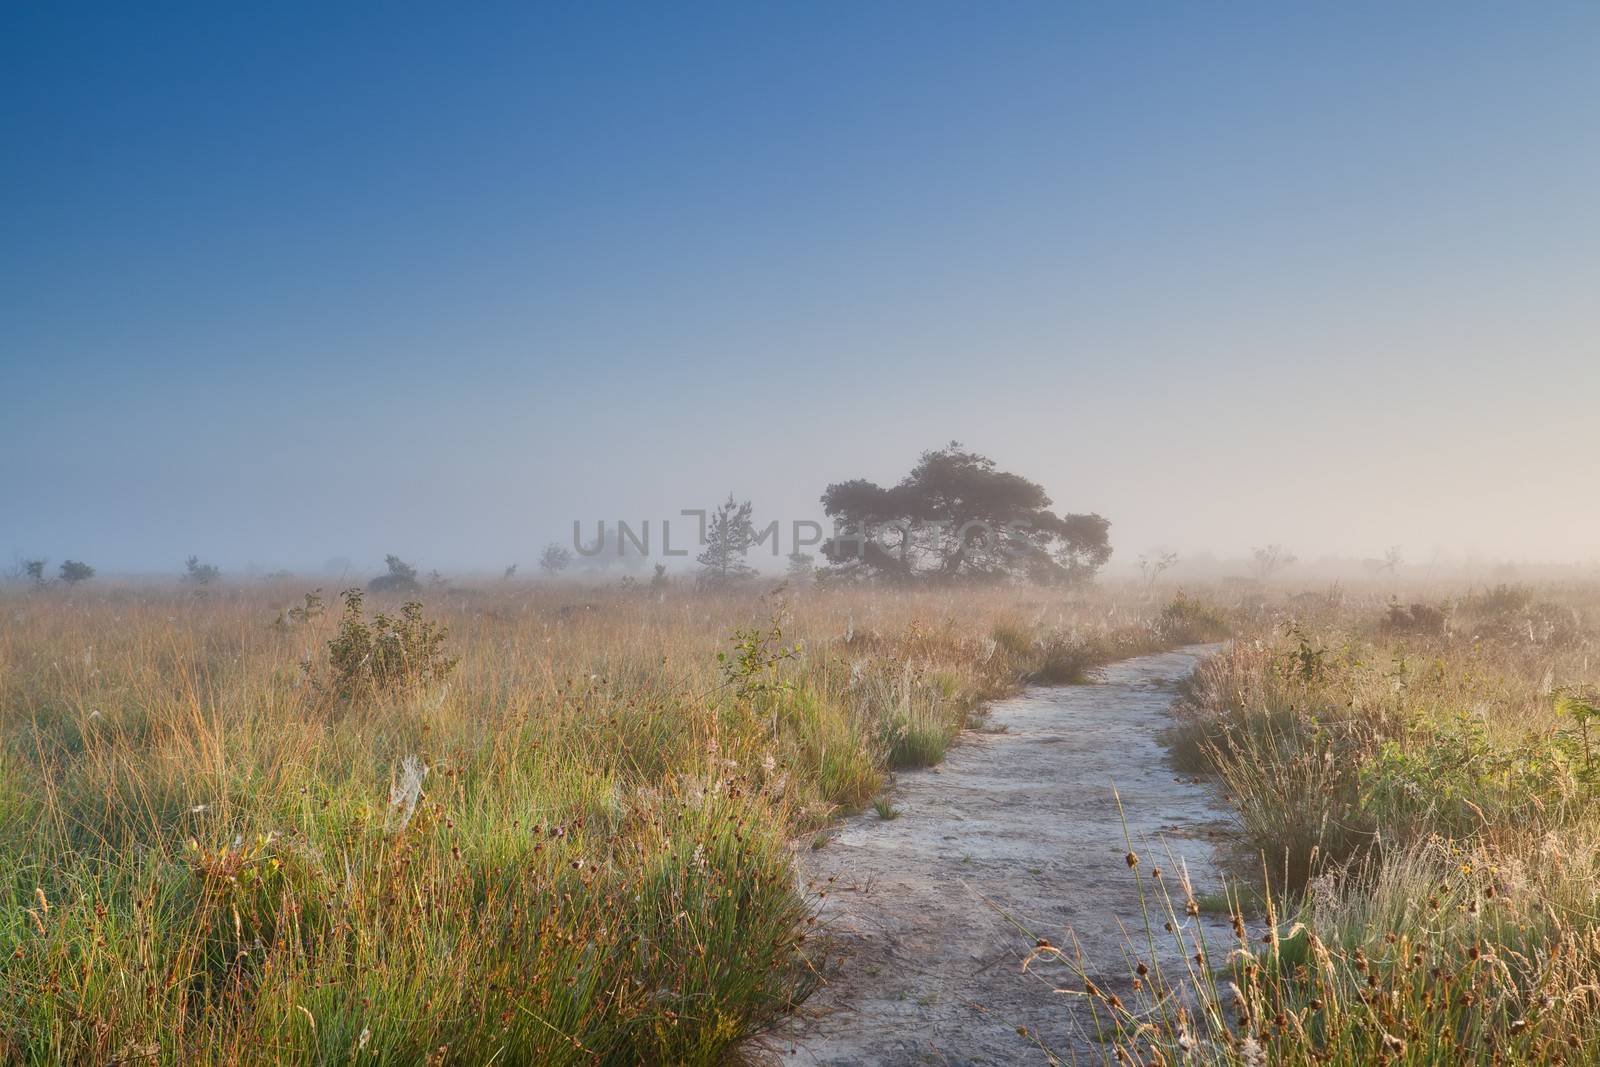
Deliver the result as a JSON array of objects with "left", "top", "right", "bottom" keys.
[
  {"left": 4, "top": 576, "right": 1599, "bottom": 1064},
  {"left": 0, "top": 579, "right": 1217, "bottom": 1064}
]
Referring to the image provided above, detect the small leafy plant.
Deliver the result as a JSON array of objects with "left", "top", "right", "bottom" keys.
[
  {"left": 1282, "top": 622, "right": 1329, "bottom": 683},
  {"left": 288, "top": 588, "right": 324, "bottom": 624},
  {"left": 1555, "top": 686, "right": 1600, "bottom": 796},
  {"left": 719, "top": 616, "right": 800, "bottom": 704}
]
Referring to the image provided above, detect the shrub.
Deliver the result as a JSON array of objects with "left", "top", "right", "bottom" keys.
[
  {"left": 288, "top": 588, "right": 324, "bottom": 624},
  {"left": 325, "top": 588, "right": 457, "bottom": 700},
  {"left": 367, "top": 554, "right": 420, "bottom": 595},
  {"left": 1380, "top": 598, "right": 1448, "bottom": 636},
  {"left": 1455, "top": 584, "right": 1584, "bottom": 647},
  {"left": 1156, "top": 591, "right": 1230, "bottom": 643},
  {"left": 1028, "top": 634, "right": 1095, "bottom": 684}
]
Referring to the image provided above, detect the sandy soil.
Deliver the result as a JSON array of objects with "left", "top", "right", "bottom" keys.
[{"left": 766, "top": 645, "right": 1235, "bottom": 1066}]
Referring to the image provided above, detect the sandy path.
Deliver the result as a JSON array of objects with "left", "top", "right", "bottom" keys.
[{"left": 768, "top": 645, "right": 1234, "bottom": 1066}]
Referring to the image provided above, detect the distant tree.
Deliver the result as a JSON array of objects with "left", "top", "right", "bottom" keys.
[
  {"left": 183, "top": 555, "right": 220, "bottom": 585},
  {"left": 786, "top": 550, "right": 816, "bottom": 583},
  {"left": 1249, "top": 545, "right": 1297, "bottom": 582},
  {"left": 539, "top": 542, "right": 572, "bottom": 575},
  {"left": 1139, "top": 550, "right": 1179, "bottom": 591},
  {"left": 59, "top": 560, "right": 95, "bottom": 584},
  {"left": 698, "top": 494, "right": 758, "bottom": 586},
  {"left": 820, "top": 443, "right": 1111, "bottom": 584},
  {"left": 1364, "top": 546, "right": 1404, "bottom": 580},
  {"left": 503, "top": 563, "right": 518, "bottom": 580},
  {"left": 650, "top": 563, "right": 669, "bottom": 593},
  {"left": 24, "top": 559, "right": 47, "bottom": 587},
  {"left": 368, "top": 554, "right": 421, "bottom": 594},
  {"left": 1054, "top": 513, "right": 1114, "bottom": 584}
]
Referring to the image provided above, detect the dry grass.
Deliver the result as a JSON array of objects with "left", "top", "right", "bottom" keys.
[{"left": 0, "top": 578, "right": 1209, "bottom": 1064}]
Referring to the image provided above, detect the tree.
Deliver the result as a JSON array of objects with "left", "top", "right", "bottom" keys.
[
  {"left": 503, "top": 564, "right": 518, "bottom": 580},
  {"left": 539, "top": 542, "right": 572, "bottom": 575},
  {"left": 24, "top": 559, "right": 46, "bottom": 587},
  {"left": 698, "top": 494, "right": 758, "bottom": 586},
  {"left": 59, "top": 560, "right": 95, "bottom": 584},
  {"left": 819, "top": 443, "right": 1111, "bottom": 584},
  {"left": 1249, "top": 545, "right": 1297, "bottom": 582},
  {"left": 1139, "top": 550, "right": 1179, "bottom": 591},
  {"left": 368, "top": 554, "right": 420, "bottom": 594},
  {"left": 786, "top": 550, "right": 816, "bottom": 583},
  {"left": 183, "top": 555, "right": 220, "bottom": 585}
]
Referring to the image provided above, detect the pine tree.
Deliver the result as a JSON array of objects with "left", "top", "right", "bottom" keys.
[{"left": 697, "top": 494, "right": 758, "bottom": 586}]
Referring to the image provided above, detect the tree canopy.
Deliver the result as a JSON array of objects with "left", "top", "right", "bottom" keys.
[
  {"left": 819, "top": 443, "right": 1111, "bottom": 584},
  {"left": 58, "top": 560, "right": 95, "bottom": 584}
]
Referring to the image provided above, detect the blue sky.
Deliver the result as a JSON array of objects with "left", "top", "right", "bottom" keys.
[{"left": 4, "top": 2, "right": 1598, "bottom": 574}]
